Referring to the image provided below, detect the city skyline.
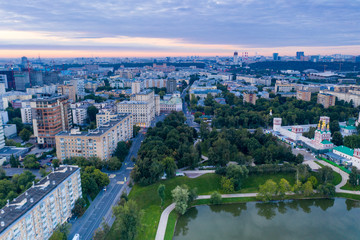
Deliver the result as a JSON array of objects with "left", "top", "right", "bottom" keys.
[{"left": 0, "top": 0, "right": 360, "bottom": 57}]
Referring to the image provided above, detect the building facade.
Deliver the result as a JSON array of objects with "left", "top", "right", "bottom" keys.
[
  {"left": 317, "top": 93, "right": 336, "bottom": 108},
  {"left": 20, "top": 101, "right": 33, "bottom": 124},
  {"left": 0, "top": 166, "right": 82, "bottom": 240},
  {"left": 55, "top": 114, "right": 133, "bottom": 161},
  {"left": 243, "top": 93, "right": 258, "bottom": 105},
  {"left": 30, "top": 96, "right": 72, "bottom": 148},
  {"left": 57, "top": 85, "right": 76, "bottom": 102},
  {"left": 296, "top": 90, "right": 311, "bottom": 101}
]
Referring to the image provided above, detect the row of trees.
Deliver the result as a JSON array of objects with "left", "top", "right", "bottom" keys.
[{"left": 131, "top": 112, "right": 200, "bottom": 185}]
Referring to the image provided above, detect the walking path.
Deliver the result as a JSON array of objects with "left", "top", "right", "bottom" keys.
[
  {"left": 155, "top": 193, "right": 257, "bottom": 240},
  {"left": 318, "top": 160, "right": 360, "bottom": 194}
]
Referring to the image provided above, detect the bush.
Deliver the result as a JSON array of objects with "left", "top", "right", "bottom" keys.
[{"left": 210, "top": 191, "right": 222, "bottom": 205}]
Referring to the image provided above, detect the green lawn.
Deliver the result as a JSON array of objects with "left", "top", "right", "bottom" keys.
[
  {"left": 106, "top": 172, "right": 297, "bottom": 240},
  {"left": 164, "top": 211, "right": 179, "bottom": 240},
  {"left": 313, "top": 161, "right": 342, "bottom": 186},
  {"left": 340, "top": 182, "right": 360, "bottom": 191}
]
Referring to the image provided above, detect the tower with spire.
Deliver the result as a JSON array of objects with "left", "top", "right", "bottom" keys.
[{"left": 312, "top": 116, "right": 333, "bottom": 149}]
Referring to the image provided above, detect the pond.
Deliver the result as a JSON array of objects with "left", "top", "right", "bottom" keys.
[{"left": 173, "top": 198, "right": 360, "bottom": 240}]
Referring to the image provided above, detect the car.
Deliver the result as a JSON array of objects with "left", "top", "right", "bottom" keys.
[
  {"left": 103, "top": 187, "right": 107, "bottom": 191},
  {"left": 73, "top": 234, "right": 80, "bottom": 240}
]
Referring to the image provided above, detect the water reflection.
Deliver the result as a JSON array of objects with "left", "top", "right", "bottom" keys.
[{"left": 173, "top": 198, "right": 359, "bottom": 240}]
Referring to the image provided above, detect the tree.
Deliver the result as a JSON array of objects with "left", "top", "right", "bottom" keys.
[
  {"left": 52, "top": 159, "right": 60, "bottom": 168},
  {"left": 39, "top": 168, "right": 48, "bottom": 177},
  {"left": 302, "top": 127, "right": 316, "bottom": 139},
  {"left": 349, "top": 167, "right": 360, "bottom": 186},
  {"left": 87, "top": 106, "right": 99, "bottom": 122},
  {"left": 297, "top": 164, "right": 310, "bottom": 182},
  {"left": 72, "top": 198, "right": 87, "bottom": 217},
  {"left": 0, "top": 167, "right": 5, "bottom": 180},
  {"left": 208, "top": 138, "right": 232, "bottom": 166},
  {"left": 308, "top": 176, "right": 318, "bottom": 188},
  {"left": 171, "top": 185, "right": 189, "bottom": 215},
  {"left": 23, "top": 154, "right": 40, "bottom": 169},
  {"left": 318, "top": 183, "right": 335, "bottom": 197},
  {"left": 113, "top": 200, "right": 143, "bottom": 240},
  {"left": 257, "top": 179, "right": 278, "bottom": 202},
  {"left": 330, "top": 120, "right": 340, "bottom": 134},
  {"left": 93, "top": 221, "right": 110, "bottom": 240},
  {"left": 221, "top": 176, "right": 234, "bottom": 193},
  {"left": 302, "top": 181, "right": 313, "bottom": 196},
  {"left": 158, "top": 184, "right": 165, "bottom": 207},
  {"left": 318, "top": 166, "right": 334, "bottom": 183},
  {"left": 210, "top": 191, "right": 222, "bottom": 205},
  {"left": 114, "top": 141, "right": 130, "bottom": 162},
  {"left": 107, "top": 157, "right": 122, "bottom": 170},
  {"left": 293, "top": 180, "right": 302, "bottom": 194},
  {"left": 344, "top": 135, "right": 360, "bottom": 149},
  {"left": 9, "top": 155, "right": 20, "bottom": 168},
  {"left": 19, "top": 128, "right": 32, "bottom": 142},
  {"left": 278, "top": 178, "right": 291, "bottom": 198},
  {"left": 50, "top": 223, "right": 71, "bottom": 240},
  {"left": 225, "top": 164, "right": 249, "bottom": 190},
  {"left": 162, "top": 157, "right": 177, "bottom": 179},
  {"left": 331, "top": 131, "right": 343, "bottom": 146}
]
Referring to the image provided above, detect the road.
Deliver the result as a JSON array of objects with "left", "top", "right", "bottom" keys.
[{"left": 68, "top": 114, "right": 166, "bottom": 240}]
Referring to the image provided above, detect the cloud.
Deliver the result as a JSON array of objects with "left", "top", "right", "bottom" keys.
[{"left": 0, "top": 0, "right": 359, "bottom": 56}]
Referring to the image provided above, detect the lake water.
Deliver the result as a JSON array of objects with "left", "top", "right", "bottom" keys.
[{"left": 173, "top": 198, "right": 360, "bottom": 240}]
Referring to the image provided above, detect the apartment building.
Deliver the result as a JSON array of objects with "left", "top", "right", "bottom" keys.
[
  {"left": 243, "top": 92, "right": 258, "bottom": 105},
  {"left": 55, "top": 114, "right": 133, "bottom": 161},
  {"left": 117, "top": 90, "right": 159, "bottom": 127},
  {"left": 30, "top": 95, "right": 72, "bottom": 148},
  {"left": 0, "top": 166, "right": 82, "bottom": 240},
  {"left": 160, "top": 97, "right": 182, "bottom": 113},
  {"left": 96, "top": 111, "right": 118, "bottom": 127},
  {"left": 296, "top": 90, "right": 311, "bottom": 101},
  {"left": 20, "top": 101, "right": 32, "bottom": 124},
  {"left": 317, "top": 93, "right": 336, "bottom": 108},
  {"left": 57, "top": 85, "right": 76, "bottom": 102},
  {"left": 70, "top": 102, "right": 91, "bottom": 126}
]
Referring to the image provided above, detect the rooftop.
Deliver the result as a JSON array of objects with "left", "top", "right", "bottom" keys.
[
  {"left": 333, "top": 145, "right": 354, "bottom": 156},
  {"left": 57, "top": 114, "right": 131, "bottom": 137},
  {"left": 0, "top": 166, "right": 80, "bottom": 233}
]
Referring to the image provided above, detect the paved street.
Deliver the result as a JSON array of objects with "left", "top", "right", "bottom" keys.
[{"left": 68, "top": 132, "right": 144, "bottom": 240}]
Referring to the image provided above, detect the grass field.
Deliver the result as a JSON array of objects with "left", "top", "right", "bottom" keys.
[
  {"left": 335, "top": 192, "right": 360, "bottom": 201},
  {"left": 313, "top": 161, "right": 342, "bottom": 186}
]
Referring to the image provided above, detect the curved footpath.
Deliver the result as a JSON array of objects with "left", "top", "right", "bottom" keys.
[
  {"left": 155, "top": 193, "right": 257, "bottom": 240},
  {"left": 155, "top": 160, "right": 360, "bottom": 240}
]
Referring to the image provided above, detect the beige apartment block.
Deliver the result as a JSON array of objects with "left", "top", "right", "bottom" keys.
[{"left": 55, "top": 114, "right": 133, "bottom": 161}]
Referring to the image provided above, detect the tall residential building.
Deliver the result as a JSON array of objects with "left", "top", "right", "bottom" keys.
[
  {"left": 14, "top": 72, "right": 30, "bottom": 91},
  {"left": 233, "top": 51, "right": 238, "bottom": 64},
  {"left": 317, "top": 93, "right": 336, "bottom": 108},
  {"left": 70, "top": 102, "right": 90, "bottom": 126},
  {"left": 0, "top": 117, "right": 5, "bottom": 149},
  {"left": 0, "top": 166, "right": 82, "bottom": 240},
  {"left": 296, "top": 51, "right": 305, "bottom": 60},
  {"left": 57, "top": 85, "right": 76, "bottom": 102},
  {"left": 55, "top": 114, "right": 133, "bottom": 161},
  {"left": 0, "top": 83, "right": 5, "bottom": 95},
  {"left": 143, "top": 79, "right": 166, "bottom": 88},
  {"left": 30, "top": 71, "right": 43, "bottom": 86},
  {"left": 243, "top": 92, "right": 258, "bottom": 105},
  {"left": 0, "top": 71, "right": 15, "bottom": 90},
  {"left": 70, "top": 79, "right": 85, "bottom": 97},
  {"left": 273, "top": 53, "right": 279, "bottom": 61},
  {"left": 131, "top": 81, "right": 142, "bottom": 94},
  {"left": 0, "top": 75, "right": 8, "bottom": 89},
  {"left": 21, "top": 56, "right": 28, "bottom": 67},
  {"left": 20, "top": 101, "right": 33, "bottom": 124},
  {"left": 30, "top": 95, "right": 72, "bottom": 148},
  {"left": 296, "top": 90, "right": 311, "bottom": 102},
  {"left": 117, "top": 90, "right": 159, "bottom": 127},
  {"left": 166, "top": 79, "right": 177, "bottom": 93}
]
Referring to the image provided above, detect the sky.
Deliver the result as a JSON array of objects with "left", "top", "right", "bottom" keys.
[{"left": 0, "top": 0, "right": 360, "bottom": 58}]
